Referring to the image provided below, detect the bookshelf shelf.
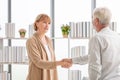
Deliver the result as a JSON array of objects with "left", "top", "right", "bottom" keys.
[
  {"left": 0, "top": 21, "right": 117, "bottom": 80},
  {"left": 0, "top": 23, "right": 29, "bottom": 80},
  {"left": 0, "top": 37, "right": 28, "bottom": 40},
  {"left": 0, "top": 62, "right": 28, "bottom": 65}
]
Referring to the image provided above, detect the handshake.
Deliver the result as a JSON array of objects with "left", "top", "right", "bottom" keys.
[{"left": 58, "top": 58, "right": 73, "bottom": 68}]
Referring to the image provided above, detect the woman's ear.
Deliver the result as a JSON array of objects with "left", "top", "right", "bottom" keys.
[{"left": 35, "top": 22, "right": 38, "bottom": 27}]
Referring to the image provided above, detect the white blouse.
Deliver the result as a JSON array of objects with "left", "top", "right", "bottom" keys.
[
  {"left": 44, "top": 45, "right": 51, "bottom": 61},
  {"left": 44, "top": 45, "right": 54, "bottom": 80},
  {"left": 72, "top": 27, "right": 120, "bottom": 80}
]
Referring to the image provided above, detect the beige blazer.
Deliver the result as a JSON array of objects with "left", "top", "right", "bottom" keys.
[{"left": 26, "top": 32, "right": 58, "bottom": 80}]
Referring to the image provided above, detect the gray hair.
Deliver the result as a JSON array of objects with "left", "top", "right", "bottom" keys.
[{"left": 93, "top": 7, "right": 112, "bottom": 26}]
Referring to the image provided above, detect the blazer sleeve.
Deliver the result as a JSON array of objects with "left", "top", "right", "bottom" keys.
[{"left": 26, "top": 38, "right": 57, "bottom": 70}]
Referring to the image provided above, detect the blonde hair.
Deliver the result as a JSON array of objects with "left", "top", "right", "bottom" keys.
[
  {"left": 34, "top": 14, "right": 51, "bottom": 31},
  {"left": 93, "top": 7, "right": 112, "bottom": 26}
]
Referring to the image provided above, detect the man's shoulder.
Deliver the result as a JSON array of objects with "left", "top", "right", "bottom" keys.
[{"left": 89, "top": 34, "right": 104, "bottom": 43}]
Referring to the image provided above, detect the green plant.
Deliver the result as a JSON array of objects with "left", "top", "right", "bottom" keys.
[
  {"left": 61, "top": 24, "right": 71, "bottom": 35},
  {"left": 19, "top": 28, "right": 26, "bottom": 38}
]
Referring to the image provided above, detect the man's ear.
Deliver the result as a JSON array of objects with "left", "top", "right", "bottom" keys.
[{"left": 95, "top": 18, "right": 99, "bottom": 25}]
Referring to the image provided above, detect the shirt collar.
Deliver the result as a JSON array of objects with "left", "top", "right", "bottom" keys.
[{"left": 99, "top": 26, "right": 110, "bottom": 33}]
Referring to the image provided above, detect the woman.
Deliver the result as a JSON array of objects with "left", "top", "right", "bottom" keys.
[{"left": 26, "top": 14, "right": 68, "bottom": 80}]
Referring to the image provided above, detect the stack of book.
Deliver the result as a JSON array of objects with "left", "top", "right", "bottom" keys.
[
  {"left": 5, "top": 23, "right": 15, "bottom": 38},
  {"left": 1, "top": 46, "right": 26, "bottom": 63},
  {"left": 68, "top": 70, "right": 81, "bottom": 80},
  {"left": 71, "top": 46, "right": 86, "bottom": 58}
]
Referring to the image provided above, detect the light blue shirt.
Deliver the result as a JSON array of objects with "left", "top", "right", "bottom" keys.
[{"left": 72, "top": 27, "right": 120, "bottom": 80}]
